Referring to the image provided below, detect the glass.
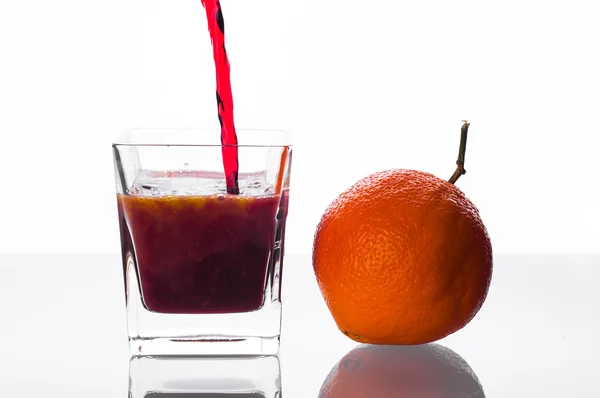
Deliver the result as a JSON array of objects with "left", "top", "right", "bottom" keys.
[
  {"left": 129, "top": 356, "right": 281, "bottom": 398},
  {"left": 113, "top": 129, "right": 292, "bottom": 356}
]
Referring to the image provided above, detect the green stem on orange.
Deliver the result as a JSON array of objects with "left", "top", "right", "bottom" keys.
[{"left": 448, "top": 120, "right": 470, "bottom": 184}]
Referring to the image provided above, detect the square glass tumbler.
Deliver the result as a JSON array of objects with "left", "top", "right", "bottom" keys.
[{"left": 113, "top": 129, "right": 292, "bottom": 356}]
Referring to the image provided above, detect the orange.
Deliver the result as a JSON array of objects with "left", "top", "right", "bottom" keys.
[
  {"left": 319, "top": 343, "right": 485, "bottom": 397},
  {"left": 312, "top": 169, "right": 492, "bottom": 345}
]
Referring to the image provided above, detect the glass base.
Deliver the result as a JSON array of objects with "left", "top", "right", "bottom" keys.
[{"left": 130, "top": 336, "right": 280, "bottom": 357}]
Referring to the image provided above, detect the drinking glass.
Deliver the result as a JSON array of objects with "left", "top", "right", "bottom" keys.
[
  {"left": 113, "top": 129, "right": 292, "bottom": 356},
  {"left": 129, "top": 356, "right": 281, "bottom": 397}
]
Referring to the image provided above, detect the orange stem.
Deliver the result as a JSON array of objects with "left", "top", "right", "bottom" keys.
[{"left": 448, "top": 121, "right": 470, "bottom": 185}]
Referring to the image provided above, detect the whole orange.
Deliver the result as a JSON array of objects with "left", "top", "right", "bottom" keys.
[
  {"left": 319, "top": 343, "right": 485, "bottom": 397},
  {"left": 312, "top": 169, "right": 492, "bottom": 345}
]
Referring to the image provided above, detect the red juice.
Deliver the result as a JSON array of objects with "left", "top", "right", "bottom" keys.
[
  {"left": 118, "top": 175, "right": 288, "bottom": 315},
  {"left": 114, "top": 0, "right": 291, "bottom": 316},
  {"left": 201, "top": 0, "right": 240, "bottom": 194}
]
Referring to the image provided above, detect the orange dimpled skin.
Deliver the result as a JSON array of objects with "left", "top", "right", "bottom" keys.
[{"left": 312, "top": 169, "right": 493, "bottom": 345}]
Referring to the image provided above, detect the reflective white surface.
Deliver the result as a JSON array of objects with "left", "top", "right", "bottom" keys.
[{"left": 0, "top": 254, "right": 598, "bottom": 396}]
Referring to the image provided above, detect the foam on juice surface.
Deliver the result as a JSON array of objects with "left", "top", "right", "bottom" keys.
[{"left": 128, "top": 170, "right": 275, "bottom": 197}]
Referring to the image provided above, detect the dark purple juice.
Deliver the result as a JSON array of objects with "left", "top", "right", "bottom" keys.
[{"left": 118, "top": 174, "right": 289, "bottom": 315}]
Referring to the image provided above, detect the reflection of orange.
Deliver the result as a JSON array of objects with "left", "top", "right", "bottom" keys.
[
  {"left": 313, "top": 169, "right": 493, "bottom": 344},
  {"left": 319, "top": 344, "right": 485, "bottom": 397}
]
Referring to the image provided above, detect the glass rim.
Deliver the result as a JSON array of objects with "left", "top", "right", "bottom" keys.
[{"left": 113, "top": 128, "right": 293, "bottom": 148}]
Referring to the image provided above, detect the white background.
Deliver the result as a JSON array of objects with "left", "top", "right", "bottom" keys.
[{"left": 0, "top": 0, "right": 598, "bottom": 255}]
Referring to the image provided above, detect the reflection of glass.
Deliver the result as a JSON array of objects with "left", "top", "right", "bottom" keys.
[
  {"left": 318, "top": 344, "right": 485, "bottom": 397},
  {"left": 113, "top": 129, "right": 292, "bottom": 356},
  {"left": 129, "top": 356, "right": 281, "bottom": 398}
]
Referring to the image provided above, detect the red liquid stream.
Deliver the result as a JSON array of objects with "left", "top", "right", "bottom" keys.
[{"left": 201, "top": 0, "right": 239, "bottom": 194}]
